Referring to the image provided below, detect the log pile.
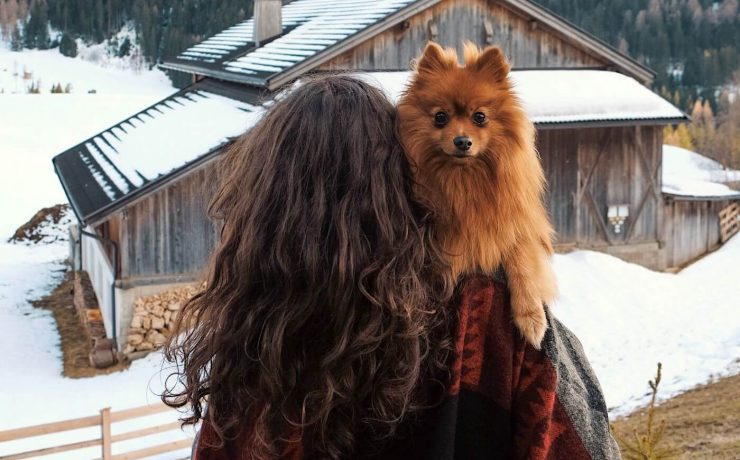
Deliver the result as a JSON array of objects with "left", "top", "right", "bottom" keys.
[{"left": 123, "top": 284, "right": 200, "bottom": 354}]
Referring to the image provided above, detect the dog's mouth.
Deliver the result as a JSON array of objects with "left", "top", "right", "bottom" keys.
[{"left": 451, "top": 152, "right": 471, "bottom": 159}]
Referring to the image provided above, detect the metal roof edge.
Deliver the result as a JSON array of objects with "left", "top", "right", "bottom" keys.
[
  {"left": 662, "top": 192, "right": 740, "bottom": 202},
  {"left": 159, "top": 61, "right": 270, "bottom": 87},
  {"left": 535, "top": 116, "right": 688, "bottom": 130}
]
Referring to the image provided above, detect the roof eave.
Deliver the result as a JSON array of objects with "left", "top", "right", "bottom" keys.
[
  {"left": 535, "top": 116, "right": 688, "bottom": 130},
  {"left": 662, "top": 192, "right": 740, "bottom": 202},
  {"left": 500, "top": 0, "right": 655, "bottom": 84},
  {"left": 159, "top": 60, "right": 269, "bottom": 87}
]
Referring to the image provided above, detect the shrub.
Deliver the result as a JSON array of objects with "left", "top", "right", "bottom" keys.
[
  {"left": 59, "top": 33, "right": 78, "bottom": 58},
  {"left": 612, "top": 363, "right": 677, "bottom": 460}
]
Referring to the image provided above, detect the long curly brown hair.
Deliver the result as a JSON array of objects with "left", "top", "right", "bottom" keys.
[{"left": 162, "top": 75, "right": 454, "bottom": 459}]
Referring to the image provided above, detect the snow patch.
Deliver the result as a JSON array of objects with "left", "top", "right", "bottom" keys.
[{"left": 662, "top": 144, "right": 740, "bottom": 197}]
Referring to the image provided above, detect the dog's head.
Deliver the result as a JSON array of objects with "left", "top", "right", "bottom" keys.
[{"left": 398, "top": 42, "right": 526, "bottom": 166}]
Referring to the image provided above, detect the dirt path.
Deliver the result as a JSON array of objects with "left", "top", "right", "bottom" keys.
[
  {"left": 612, "top": 372, "right": 740, "bottom": 459},
  {"left": 32, "top": 269, "right": 129, "bottom": 377}
]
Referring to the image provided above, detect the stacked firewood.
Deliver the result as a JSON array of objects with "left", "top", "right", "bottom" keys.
[{"left": 123, "top": 284, "right": 200, "bottom": 354}]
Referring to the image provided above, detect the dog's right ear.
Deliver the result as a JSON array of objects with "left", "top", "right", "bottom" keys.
[
  {"left": 415, "top": 42, "right": 454, "bottom": 74},
  {"left": 472, "top": 46, "right": 510, "bottom": 82}
]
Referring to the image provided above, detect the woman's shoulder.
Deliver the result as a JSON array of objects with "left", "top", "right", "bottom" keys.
[{"left": 449, "top": 270, "right": 619, "bottom": 459}]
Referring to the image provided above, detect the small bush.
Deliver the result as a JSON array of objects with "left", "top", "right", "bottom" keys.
[
  {"left": 612, "top": 363, "right": 677, "bottom": 460},
  {"left": 59, "top": 33, "right": 78, "bottom": 58},
  {"left": 27, "top": 80, "right": 41, "bottom": 94},
  {"left": 118, "top": 37, "right": 132, "bottom": 57}
]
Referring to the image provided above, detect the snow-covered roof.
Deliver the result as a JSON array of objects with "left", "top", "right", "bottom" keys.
[
  {"left": 161, "top": 0, "right": 654, "bottom": 89},
  {"left": 161, "top": 0, "right": 422, "bottom": 88},
  {"left": 662, "top": 145, "right": 740, "bottom": 199},
  {"left": 53, "top": 80, "right": 268, "bottom": 224},
  {"left": 360, "top": 70, "right": 687, "bottom": 126}
]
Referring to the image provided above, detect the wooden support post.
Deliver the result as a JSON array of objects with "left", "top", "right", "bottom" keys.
[{"left": 101, "top": 407, "right": 112, "bottom": 460}]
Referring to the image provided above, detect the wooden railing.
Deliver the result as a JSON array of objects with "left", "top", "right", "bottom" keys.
[
  {"left": 0, "top": 404, "right": 193, "bottom": 460},
  {"left": 719, "top": 202, "right": 740, "bottom": 243}
]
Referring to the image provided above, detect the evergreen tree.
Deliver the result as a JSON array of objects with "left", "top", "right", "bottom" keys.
[
  {"left": 24, "top": 0, "right": 49, "bottom": 49},
  {"left": 59, "top": 32, "right": 77, "bottom": 57},
  {"left": 10, "top": 26, "right": 23, "bottom": 51},
  {"left": 118, "top": 36, "right": 131, "bottom": 57}
]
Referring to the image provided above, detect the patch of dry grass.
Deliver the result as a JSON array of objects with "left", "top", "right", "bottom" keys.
[{"left": 612, "top": 372, "right": 740, "bottom": 459}]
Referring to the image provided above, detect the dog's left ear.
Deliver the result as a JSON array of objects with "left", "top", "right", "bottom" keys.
[{"left": 472, "top": 46, "right": 510, "bottom": 82}]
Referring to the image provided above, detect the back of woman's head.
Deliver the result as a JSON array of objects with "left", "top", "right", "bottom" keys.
[{"left": 163, "top": 75, "right": 452, "bottom": 459}]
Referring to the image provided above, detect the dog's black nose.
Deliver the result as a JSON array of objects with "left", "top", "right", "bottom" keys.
[{"left": 453, "top": 136, "right": 472, "bottom": 152}]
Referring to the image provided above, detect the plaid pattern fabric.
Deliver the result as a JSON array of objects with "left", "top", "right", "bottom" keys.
[{"left": 193, "top": 274, "right": 620, "bottom": 459}]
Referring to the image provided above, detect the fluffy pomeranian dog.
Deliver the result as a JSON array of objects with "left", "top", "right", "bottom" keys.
[{"left": 397, "top": 42, "right": 557, "bottom": 348}]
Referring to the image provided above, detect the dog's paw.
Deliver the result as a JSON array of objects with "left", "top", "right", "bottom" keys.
[{"left": 511, "top": 295, "right": 548, "bottom": 349}]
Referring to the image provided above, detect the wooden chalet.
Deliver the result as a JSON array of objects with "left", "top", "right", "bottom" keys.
[{"left": 53, "top": 0, "right": 697, "bottom": 350}]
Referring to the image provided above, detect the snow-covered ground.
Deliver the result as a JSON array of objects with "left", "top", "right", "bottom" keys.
[
  {"left": 0, "top": 44, "right": 172, "bottom": 95},
  {"left": 0, "top": 47, "right": 175, "bottom": 239},
  {"left": 662, "top": 144, "right": 740, "bottom": 197},
  {"left": 553, "top": 236, "right": 740, "bottom": 415},
  {"left": 0, "top": 43, "right": 183, "bottom": 457},
  {"left": 0, "top": 237, "right": 195, "bottom": 458}
]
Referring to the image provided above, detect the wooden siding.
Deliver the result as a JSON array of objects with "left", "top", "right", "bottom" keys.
[
  {"left": 537, "top": 129, "right": 578, "bottom": 244},
  {"left": 538, "top": 126, "right": 662, "bottom": 249},
  {"left": 321, "top": 0, "right": 605, "bottom": 71},
  {"left": 575, "top": 126, "right": 662, "bottom": 247},
  {"left": 662, "top": 198, "right": 737, "bottom": 269},
  {"left": 117, "top": 160, "right": 221, "bottom": 280}
]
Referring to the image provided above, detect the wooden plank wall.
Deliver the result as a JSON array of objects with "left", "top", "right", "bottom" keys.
[
  {"left": 538, "top": 125, "right": 662, "bottom": 248},
  {"left": 321, "top": 0, "right": 605, "bottom": 71},
  {"left": 574, "top": 125, "right": 662, "bottom": 246},
  {"left": 117, "top": 161, "right": 221, "bottom": 280},
  {"left": 662, "top": 199, "right": 736, "bottom": 268},
  {"left": 537, "top": 129, "right": 578, "bottom": 244}
]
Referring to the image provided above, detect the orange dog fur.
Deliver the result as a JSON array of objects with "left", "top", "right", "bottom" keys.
[{"left": 398, "top": 42, "right": 557, "bottom": 348}]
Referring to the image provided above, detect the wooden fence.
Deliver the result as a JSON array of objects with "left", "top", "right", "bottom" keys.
[
  {"left": 719, "top": 202, "right": 739, "bottom": 243},
  {"left": 0, "top": 404, "right": 193, "bottom": 460}
]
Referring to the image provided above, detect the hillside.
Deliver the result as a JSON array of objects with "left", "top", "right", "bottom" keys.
[{"left": 0, "top": 44, "right": 175, "bottom": 238}]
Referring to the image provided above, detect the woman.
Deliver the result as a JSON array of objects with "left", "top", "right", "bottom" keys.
[{"left": 163, "top": 75, "right": 619, "bottom": 459}]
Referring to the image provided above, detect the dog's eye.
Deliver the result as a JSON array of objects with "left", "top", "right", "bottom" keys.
[
  {"left": 434, "top": 112, "right": 448, "bottom": 126},
  {"left": 473, "top": 112, "right": 486, "bottom": 125}
]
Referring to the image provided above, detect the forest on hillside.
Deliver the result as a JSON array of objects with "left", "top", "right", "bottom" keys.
[{"left": 1, "top": 0, "right": 738, "bottom": 165}]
